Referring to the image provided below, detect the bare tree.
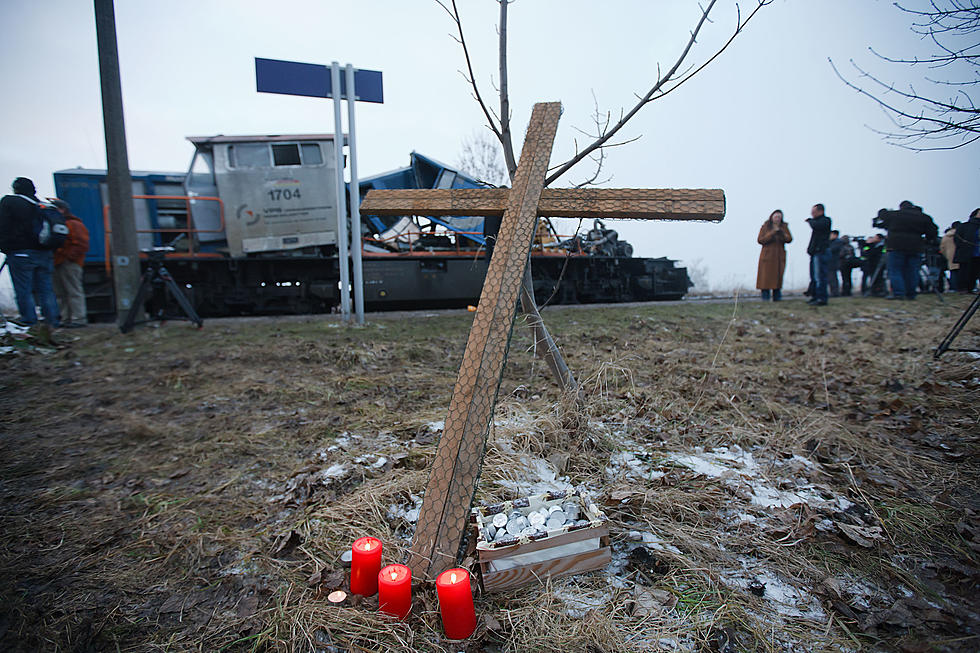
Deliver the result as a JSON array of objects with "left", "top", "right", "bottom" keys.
[
  {"left": 457, "top": 130, "right": 510, "bottom": 187},
  {"left": 832, "top": 1, "right": 980, "bottom": 151},
  {"left": 436, "top": 0, "right": 770, "bottom": 394}
]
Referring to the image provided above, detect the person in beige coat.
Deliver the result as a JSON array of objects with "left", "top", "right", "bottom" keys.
[
  {"left": 940, "top": 222, "right": 960, "bottom": 291},
  {"left": 756, "top": 209, "right": 792, "bottom": 301}
]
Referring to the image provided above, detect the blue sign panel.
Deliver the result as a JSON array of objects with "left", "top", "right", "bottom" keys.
[{"left": 255, "top": 57, "right": 383, "bottom": 103}]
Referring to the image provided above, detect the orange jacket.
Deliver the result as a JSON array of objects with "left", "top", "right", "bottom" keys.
[{"left": 54, "top": 215, "right": 89, "bottom": 266}]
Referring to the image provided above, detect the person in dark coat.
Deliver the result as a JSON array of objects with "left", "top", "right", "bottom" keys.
[
  {"left": 861, "top": 234, "right": 887, "bottom": 296},
  {"left": 756, "top": 209, "right": 792, "bottom": 301},
  {"left": 827, "top": 230, "right": 845, "bottom": 297},
  {"left": 805, "top": 203, "right": 832, "bottom": 305},
  {"left": 0, "top": 177, "right": 60, "bottom": 327},
  {"left": 837, "top": 235, "right": 860, "bottom": 296},
  {"left": 878, "top": 201, "right": 939, "bottom": 299},
  {"left": 954, "top": 209, "right": 980, "bottom": 292}
]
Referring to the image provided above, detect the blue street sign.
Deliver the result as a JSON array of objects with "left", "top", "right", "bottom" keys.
[{"left": 255, "top": 57, "right": 383, "bottom": 103}]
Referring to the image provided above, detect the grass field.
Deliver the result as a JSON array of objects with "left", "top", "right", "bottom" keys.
[{"left": 1, "top": 295, "right": 978, "bottom": 652}]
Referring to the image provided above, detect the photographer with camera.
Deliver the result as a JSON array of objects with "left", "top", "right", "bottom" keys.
[
  {"left": 877, "top": 201, "right": 938, "bottom": 300},
  {"left": 954, "top": 209, "right": 980, "bottom": 292},
  {"left": 859, "top": 233, "right": 887, "bottom": 297}
]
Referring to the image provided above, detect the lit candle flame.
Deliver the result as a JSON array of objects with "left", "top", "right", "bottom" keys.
[
  {"left": 450, "top": 572, "right": 457, "bottom": 583},
  {"left": 390, "top": 570, "right": 398, "bottom": 581},
  {"left": 363, "top": 539, "right": 376, "bottom": 551}
]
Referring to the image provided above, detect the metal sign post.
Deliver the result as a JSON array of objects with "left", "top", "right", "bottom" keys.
[
  {"left": 330, "top": 62, "right": 351, "bottom": 320},
  {"left": 255, "top": 57, "right": 383, "bottom": 324},
  {"left": 346, "top": 64, "right": 365, "bottom": 324}
]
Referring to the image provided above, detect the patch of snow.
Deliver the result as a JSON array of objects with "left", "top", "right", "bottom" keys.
[
  {"left": 606, "top": 451, "right": 666, "bottom": 482},
  {"left": 723, "top": 563, "right": 825, "bottom": 621},
  {"left": 627, "top": 530, "right": 682, "bottom": 554},
  {"left": 388, "top": 493, "right": 424, "bottom": 524},
  {"left": 496, "top": 456, "right": 573, "bottom": 495},
  {"left": 426, "top": 420, "right": 444, "bottom": 433},
  {"left": 748, "top": 483, "right": 814, "bottom": 509},
  {"left": 319, "top": 463, "right": 349, "bottom": 480},
  {"left": 1, "top": 322, "right": 28, "bottom": 335},
  {"left": 670, "top": 454, "right": 732, "bottom": 478},
  {"left": 668, "top": 446, "right": 760, "bottom": 479},
  {"left": 789, "top": 454, "right": 815, "bottom": 468},
  {"left": 552, "top": 583, "right": 613, "bottom": 618},
  {"left": 664, "top": 445, "right": 853, "bottom": 514}
]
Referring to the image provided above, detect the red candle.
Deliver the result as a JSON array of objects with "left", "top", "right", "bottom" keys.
[
  {"left": 378, "top": 564, "right": 412, "bottom": 619},
  {"left": 435, "top": 568, "right": 476, "bottom": 640},
  {"left": 349, "top": 537, "right": 382, "bottom": 596}
]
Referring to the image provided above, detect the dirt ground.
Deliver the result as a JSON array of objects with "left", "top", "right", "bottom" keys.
[{"left": 1, "top": 295, "right": 977, "bottom": 652}]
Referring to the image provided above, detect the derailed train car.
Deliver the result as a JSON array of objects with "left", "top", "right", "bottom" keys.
[{"left": 53, "top": 134, "right": 694, "bottom": 319}]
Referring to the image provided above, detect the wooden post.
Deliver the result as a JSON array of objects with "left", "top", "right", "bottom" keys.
[{"left": 94, "top": 0, "right": 141, "bottom": 325}]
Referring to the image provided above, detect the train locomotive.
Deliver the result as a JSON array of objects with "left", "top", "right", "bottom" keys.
[{"left": 53, "top": 134, "right": 695, "bottom": 320}]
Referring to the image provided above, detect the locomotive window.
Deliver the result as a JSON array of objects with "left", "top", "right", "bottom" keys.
[
  {"left": 301, "top": 143, "right": 323, "bottom": 165},
  {"left": 272, "top": 144, "right": 301, "bottom": 166},
  {"left": 228, "top": 143, "right": 269, "bottom": 168},
  {"left": 188, "top": 150, "right": 216, "bottom": 186}
]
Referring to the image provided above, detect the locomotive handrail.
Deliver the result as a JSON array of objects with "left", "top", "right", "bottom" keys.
[{"left": 102, "top": 195, "right": 225, "bottom": 273}]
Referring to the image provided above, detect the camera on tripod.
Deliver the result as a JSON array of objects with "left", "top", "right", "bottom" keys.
[
  {"left": 120, "top": 246, "right": 202, "bottom": 333},
  {"left": 143, "top": 246, "right": 175, "bottom": 265}
]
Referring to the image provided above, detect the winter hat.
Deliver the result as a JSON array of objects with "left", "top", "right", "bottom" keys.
[{"left": 12, "top": 177, "right": 36, "bottom": 196}]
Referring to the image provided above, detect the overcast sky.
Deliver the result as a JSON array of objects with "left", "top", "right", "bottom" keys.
[{"left": 1, "top": 0, "right": 977, "bottom": 293}]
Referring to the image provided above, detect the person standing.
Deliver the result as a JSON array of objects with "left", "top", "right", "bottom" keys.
[
  {"left": 879, "top": 201, "right": 938, "bottom": 300},
  {"left": 941, "top": 222, "right": 960, "bottom": 292},
  {"left": 51, "top": 199, "right": 89, "bottom": 327},
  {"left": 756, "top": 209, "right": 792, "bottom": 301},
  {"left": 0, "top": 177, "right": 60, "bottom": 330},
  {"left": 827, "top": 230, "right": 845, "bottom": 297},
  {"left": 838, "top": 235, "right": 859, "bottom": 296},
  {"left": 806, "top": 203, "right": 832, "bottom": 305},
  {"left": 861, "top": 234, "right": 887, "bottom": 296},
  {"left": 954, "top": 209, "right": 980, "bottom": 292}
]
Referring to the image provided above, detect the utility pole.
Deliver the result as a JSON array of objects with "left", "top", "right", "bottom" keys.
[{"left": 94, "top": 0, "right": 141, "bottom": 325}]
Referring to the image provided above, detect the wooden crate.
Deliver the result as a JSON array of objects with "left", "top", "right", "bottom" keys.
[{"left": 470, "top": 490, "right": 611, "bottom": 592}]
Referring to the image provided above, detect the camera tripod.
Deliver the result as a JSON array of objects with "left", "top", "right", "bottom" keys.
[
  {"left": 120, "top": 248, "right": 203, "bottom": 334},
  {"left": 863, "top": 257, "right": 887, "bottom": 297},
  {"left": 934, "top": 293, "right": 980, "bottom": 358}
]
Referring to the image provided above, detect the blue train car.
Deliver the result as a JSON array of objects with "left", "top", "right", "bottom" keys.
[{"left": 53, "top": 168, "right": 189, "bottom": 264}]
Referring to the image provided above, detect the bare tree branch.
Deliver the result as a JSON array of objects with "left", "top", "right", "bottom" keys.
[
  {"left": 545, "top": 0, "right": 771, "bottom": 185},
  {"left": 497, "top": 0, "right": 518, "bottom": 177},
  {"left": 457, "top": 130, "right": 510, "bottom": 187},
  {"left": 434, "top": 0, "right": 503, "bottom": 141},
  {"left": 833, "top": 0, "right": 979, "bottom": 150}
]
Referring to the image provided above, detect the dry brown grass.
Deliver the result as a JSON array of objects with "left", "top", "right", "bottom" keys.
[{"left": 0, "top": 296, "right": 978, "bottom": 651}]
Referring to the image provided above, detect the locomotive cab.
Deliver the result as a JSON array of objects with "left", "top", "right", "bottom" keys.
[{"left": 186, "top": 134, "right": 344, "bottom": 257}]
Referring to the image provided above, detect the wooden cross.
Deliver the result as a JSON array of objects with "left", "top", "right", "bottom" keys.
[{"left": 360, "top": 102, "right": 725, "bottom": 581}]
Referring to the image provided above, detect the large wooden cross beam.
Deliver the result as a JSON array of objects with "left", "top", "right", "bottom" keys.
[
  {"left": 361, "top": 187, "right": 725, "bottom": 221},
  {"left": 360, "top": 102, "right": 725, "bottom": 581}
]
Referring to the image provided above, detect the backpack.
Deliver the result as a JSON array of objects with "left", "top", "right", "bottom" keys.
[{"left": 16, "top": 194, "right": 69, "bottom": 250}]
